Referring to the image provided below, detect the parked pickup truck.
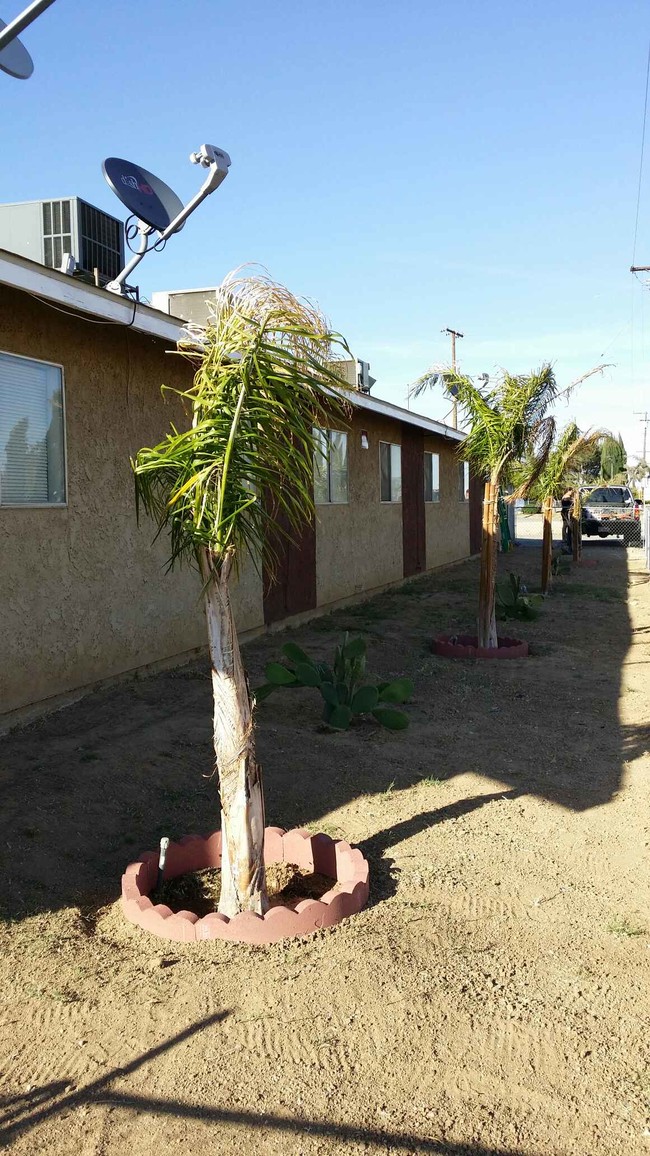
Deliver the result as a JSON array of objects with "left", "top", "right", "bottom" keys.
[{"left": 581, "top": 486, "right": 643, "bottom": 546}]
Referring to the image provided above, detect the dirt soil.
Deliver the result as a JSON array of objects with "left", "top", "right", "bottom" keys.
[
  {"left": 158, "top": 863, "right": 337, "bottom": 917},
  {"left": 1, "top": 525, "right": 649, "bottom": 1156}
]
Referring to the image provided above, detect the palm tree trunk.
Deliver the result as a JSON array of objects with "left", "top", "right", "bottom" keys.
[
  {"left": 478, "top": 478, "right": 499, "bottom": 649},
  {"left": 541, "top": 495, "right": 554, "bottom": 594},
  {"left": 201, "top": 550, "right": 267, "bottom": 917}
]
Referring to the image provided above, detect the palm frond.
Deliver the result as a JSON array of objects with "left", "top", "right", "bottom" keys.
[
  {"left": 432, "top": 363, "right": 558, "bottom": 487},
  {"left": 407, "top": 364, "right": 449, "bottom": 401},
  {"left": 133, "top": 270, "right": 352, "bottom": 579},
  {"left": 522, "top": 424, "right": 607, "bottom": 503}
]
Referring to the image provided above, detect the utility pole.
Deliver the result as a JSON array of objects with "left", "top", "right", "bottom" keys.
[
  {"left": 634, "top": 410, "right": 650, "bottom": 465},
  {"left": 442, "top": 327, "right": 463, "bottom": 427}
]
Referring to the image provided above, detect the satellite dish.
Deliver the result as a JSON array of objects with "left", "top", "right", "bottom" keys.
[
  {"left": 102, "top": 158, "right": 184, "bottom": 233},
  {"left": 0, "top": 16, "right": 33, "bottom": 77},
  {"left": 101, "top": 143, "right": 231, "bottom": 296}
]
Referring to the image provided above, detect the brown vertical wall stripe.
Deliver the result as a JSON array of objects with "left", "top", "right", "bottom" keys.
[
  {"left": 401, "top": 423, "right": 426, "bottom": 577},
  {"left": 262, "top": 497, "right": 317, "bottom": 625}
]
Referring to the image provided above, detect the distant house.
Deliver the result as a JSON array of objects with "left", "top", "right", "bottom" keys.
[{"left": 0, "top": 250, "right": 478, "bottom": 728}]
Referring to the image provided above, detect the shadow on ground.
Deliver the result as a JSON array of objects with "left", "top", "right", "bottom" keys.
[
  {"left": 0, "top": 1013, "right": 529, "bottom": 1156},
  {"left": 0, "top": 533, "right": 636, "bottom": 921}
]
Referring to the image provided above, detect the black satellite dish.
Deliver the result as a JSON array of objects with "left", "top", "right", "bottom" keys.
[
  {"left": 0, "top": 15, "right": 33, "bottom": 77},
  {"left": 101, "top": 143, "right": 231, "bottom": 296},
  {"left": 102, "top": 157, "right": 184, "bottom": 232}
]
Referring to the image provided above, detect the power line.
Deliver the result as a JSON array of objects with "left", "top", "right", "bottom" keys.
[
  {"left": 632, "top": 36, "right": 650, "bottom": 265},
  {"left": 598, "top": 320, "right": 630, "bottom": 359}
]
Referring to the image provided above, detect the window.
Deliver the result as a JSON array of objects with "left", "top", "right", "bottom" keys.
[
  {"left": 424, "top": 452, "right": 440, "bottom": 502},
  {"left": 587, "top": 487, "right": 631, "bottom": 505},
  {"left": 459, "top": 460, "right": 470, "bottom": 501},
  {"left": 0, "top": 352, "right": 66, "bottom": 505},
  {"left": 380, "top": 441, "right": 402, "bottom": 502},
  {"left": 313, "top": 428, "right": 348, "bottom": 504}
]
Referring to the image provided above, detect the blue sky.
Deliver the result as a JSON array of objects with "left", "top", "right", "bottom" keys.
[{"left": 2, "top": 0, "right": 649, "bottom": 461}]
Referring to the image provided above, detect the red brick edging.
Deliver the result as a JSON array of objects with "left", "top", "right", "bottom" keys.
[
  {"left": 121, "top": 828, "right": 370, "bottom": 945},
  {"left": 433, "top": 634, "right": 529, "bottom": 660}
]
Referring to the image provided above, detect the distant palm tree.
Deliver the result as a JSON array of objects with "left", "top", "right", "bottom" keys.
[
  {"left": 132, "top": 271, "right": 350, "bottom": 917},
  {"left": 520, "top": 423, "right": 604, "bottom": 594},
  {"left": 412, "top": 365, "right": 558, "bottom": 648},
  {"left": 630, "top": 460, "right": 649, "bottom": 482}
]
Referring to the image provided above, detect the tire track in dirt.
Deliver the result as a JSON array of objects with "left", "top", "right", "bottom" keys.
[
  {"left": 222, "top": 1006, "right": 356, "bottom": 1083},
  {"left": 0, "top": 999, "right": 94, "bottom": 1090},
  {"left": 440, "top": 890, "right": 528, "bottom": 924}
]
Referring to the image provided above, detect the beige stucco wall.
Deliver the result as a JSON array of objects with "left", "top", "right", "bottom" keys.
[
  {"left": 0, "top": 282, "right": 469, "bottom": 722},
  {"left": 315, "top": 411, "right": 404, "bottom": 606},
  {"left": 0, "top": 285, "right": 263, "bottom": 717},
  {"left": 423, "top": 433, "right": 470, "bottom": 567}
]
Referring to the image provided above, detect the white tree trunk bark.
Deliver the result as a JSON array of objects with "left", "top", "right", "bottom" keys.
[
  {"left": 478, "top": 479, "right": 499, "bottom": 649},
  {"left": 201, "top": 550, "right": 267, "bottom": 917}
]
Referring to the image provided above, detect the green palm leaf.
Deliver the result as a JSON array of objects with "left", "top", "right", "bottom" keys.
[
  {"left": 519, "top": 424, "right": 608, "bottom": 503},
  {"left": 132, "top": 270, "right": 352, "bottom": 579}
]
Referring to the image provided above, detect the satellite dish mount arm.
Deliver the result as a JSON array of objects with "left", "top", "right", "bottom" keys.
[
  {"left": 106, "top": 145, "right": 231, "bottom": 295},
  {"left": 0, "top": 0, "right": 56, "bottom": 51}
]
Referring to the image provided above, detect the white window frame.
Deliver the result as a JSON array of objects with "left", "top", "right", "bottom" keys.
[
  {"left": 424, "top": 451, "right": 440, "bottom": 503},
  {"left": 379, "top": 441, "right": 402, "bottom": 503},
  {"left": 459, "top": 460, "right": 470, "bottom": 502},
  {"left": 0, "top": 349, "right": 68, "bottom": 508},
  {"left": 313, "top": 427, "right": 349, "bottom": 505}
]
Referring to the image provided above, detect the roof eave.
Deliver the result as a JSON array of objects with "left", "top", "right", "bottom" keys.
[{"left": 0, "top": 248, "right": 185, "bottom": 344}]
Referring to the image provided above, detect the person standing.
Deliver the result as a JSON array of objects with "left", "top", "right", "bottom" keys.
[{"left": 561, "top": 489, "right": 573, "bottom": 553}]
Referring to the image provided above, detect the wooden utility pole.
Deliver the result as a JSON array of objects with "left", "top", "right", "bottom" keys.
[
  {"left": 633, "top": 410, "right": 650, "bottom": 464},
  {"left": 442, "top": 327, "right": 463, "bottom": 427}
]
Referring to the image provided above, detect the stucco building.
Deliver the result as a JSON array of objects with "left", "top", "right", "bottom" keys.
[{"left": 0, "top": 250, "right": 478, "bottom": 728}]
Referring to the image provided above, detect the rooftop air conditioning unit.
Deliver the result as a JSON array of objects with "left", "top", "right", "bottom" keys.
[
  {"left": 150, "top": 288, "right": 220, "bottom": 327},
  {"left": 0, "top": 197, "right": 125, "bottom": 285},
  {"left": 357, "top": 359, "right": 376, "bottom": 393}
]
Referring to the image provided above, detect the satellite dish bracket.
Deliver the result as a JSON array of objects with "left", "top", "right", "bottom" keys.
[
  {"left": 105, "top": 144, "right": 231, "bottom": 296},
  {"left": 0, "top": 0, "right": 57, "bottom": 78}
]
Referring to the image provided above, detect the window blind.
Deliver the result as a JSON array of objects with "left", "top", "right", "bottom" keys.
[
  {"left": 380, "top": 442, "right": 401, "bottom": 502},
  {"left": 0, "top": 354, "right": 65, "bottom": 505},
  {"left": 424, "top": 452, "right": 440, "bottom": 502}
]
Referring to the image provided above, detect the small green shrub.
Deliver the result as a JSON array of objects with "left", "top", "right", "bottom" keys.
[
  {"left": 607, "top": 915, "right": 646, "bottom": 938},
  {"left": 551, "top": 551, "right": 571, "bottom": 576},
  {"left": 255, "top": 634, "right": 413, "bottom": 731},
  {"left": 496, "top": 573, "right": 542, "bottom": 621}
]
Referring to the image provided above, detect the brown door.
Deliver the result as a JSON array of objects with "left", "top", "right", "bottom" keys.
[
  {"left": 401, "top": 424, "right": 426, "bottom": 577},
  {"left": 262, "top": 498, "right": 317, "bottom": 625}
]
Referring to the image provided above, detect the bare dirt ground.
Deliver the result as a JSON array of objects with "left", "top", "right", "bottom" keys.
[{"left": 1, "top": 520, "right": 649, "bottom": 1156}]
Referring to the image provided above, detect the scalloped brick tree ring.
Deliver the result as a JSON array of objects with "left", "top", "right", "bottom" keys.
[
  {"left": 433, "top": 634, "right": 529, "bottom": 660},
  {"left": 121, "top": 829, "right": 370, "bottom": 945}
]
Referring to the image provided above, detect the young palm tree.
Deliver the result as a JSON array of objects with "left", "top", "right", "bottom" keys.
[
  {"left": 132, "top": 271, "right": 350, "bottom": 918},
  {"left": 412, "top": 365, "right": 558, "bottom": 648},
  {"left": 520, "top": 424, "right": 604, "bottom": 594}
]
